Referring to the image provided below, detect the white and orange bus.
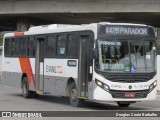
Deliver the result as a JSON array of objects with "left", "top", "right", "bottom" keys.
[{"left": 2, "top": 22, "right": 157, "bottom": 107}]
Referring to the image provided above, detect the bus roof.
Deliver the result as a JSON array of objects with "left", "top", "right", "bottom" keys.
[
  {"left": 4, "top": 22, "right": 149, "bottom": 37},
  {"left": 28, "top": 22, "right": 147, "bottom": 31}
]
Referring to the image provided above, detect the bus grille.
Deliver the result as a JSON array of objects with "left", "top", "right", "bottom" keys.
[
  {"left": 110, "top": 90, "right": 148, "bottom": 98},
  {"left": 96, "top": 70, "right": 156, "bottom": 83},
  {"left": 107, "top": 73, "right": 155, "bottom": 83}
]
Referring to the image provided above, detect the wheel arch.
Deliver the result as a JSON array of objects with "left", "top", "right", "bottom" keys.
[{"left": 66, "top": 77, "right": 76, "bottom": 96}]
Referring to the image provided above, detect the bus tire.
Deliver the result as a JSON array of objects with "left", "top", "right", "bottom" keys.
[
  {"left": 117, "top": 102, "right": 130, "bottom": 107},
  {"left": 22, "top": 77, "right": 33, "bottom": 98},
  {"left": 69, "top": 82, "right": 84, "bottom": 107}
]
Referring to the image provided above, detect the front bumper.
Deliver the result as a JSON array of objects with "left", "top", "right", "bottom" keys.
[{"left": 93, "top": 85, "right": 157, "bottom": 102}]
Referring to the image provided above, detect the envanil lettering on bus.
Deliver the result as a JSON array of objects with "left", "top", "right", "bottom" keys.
[
  {"left": 105, "top": 27, "right": 148, "bottom": 35},
  {"left": 46, "top": 65, "right": 63, "bottom": 73}
]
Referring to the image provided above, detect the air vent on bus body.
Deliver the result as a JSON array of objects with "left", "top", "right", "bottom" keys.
[{"left": 28, "top": 24, "right": 80, "bottom": 32}]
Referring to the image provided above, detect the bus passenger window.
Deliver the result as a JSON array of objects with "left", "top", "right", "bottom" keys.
[
  {"left": 19, "top": 37, "right": 28, "bottom": 57},
  {"left": 67, "top": 34, "right": 77, "bottom": 58},
  {"left": 57, "top": 35, "right": 66, "bottom": 55},
  {"left": 13, "top": 38, "right": 20, "bottom": 57},
  {"left": 46, "top": 36, "right": 56, "bottom": 58},
  {"left": 4, "top": 38, "right": 12, "bottom": 56},
  {"left": 28, "top": 37, "right": 36, "bottom": 57}
]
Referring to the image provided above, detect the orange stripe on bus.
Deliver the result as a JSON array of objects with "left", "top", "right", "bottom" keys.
[
  {"left": 14, "top": 32, "right": 24, "bottom": 36},
  {"left": 19, "top": 58, "right": 35, "bottom": 87}
]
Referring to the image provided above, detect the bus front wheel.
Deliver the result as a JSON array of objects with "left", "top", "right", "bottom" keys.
[
  {"left": 22, "top": 77, "right": 33, "bottom": 98},
  {"left": 69, "top": 82, "right": 84, "bottom": 107},
  {"left": 117, "top": 102, "right": 130, "bottom": 107}
]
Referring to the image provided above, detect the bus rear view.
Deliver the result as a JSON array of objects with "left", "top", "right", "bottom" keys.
[{"left": 93, "top": 24, "right": 157, "bottom": 107}]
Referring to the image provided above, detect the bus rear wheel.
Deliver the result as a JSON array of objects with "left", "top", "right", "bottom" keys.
[
  {"left": 69, "top": 82, "right": 84, "bottom": 107},
  {"left": 117, "top": 102, "right": 130, "bottom": 107},
  {"left": 22, "top": 77, "right": 33, "bottom": 98}
]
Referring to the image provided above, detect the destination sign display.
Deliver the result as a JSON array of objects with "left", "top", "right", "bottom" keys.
[
  {"left": 98, "top": 25, "right": 155, "bottom": 36},
  {"left": 106, "top": 27, "right": 147, "bottom": 35}
]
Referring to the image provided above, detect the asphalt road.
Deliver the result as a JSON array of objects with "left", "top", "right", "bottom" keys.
[{"left": 0, "top": 81, "right": 160, "bottom": 120}]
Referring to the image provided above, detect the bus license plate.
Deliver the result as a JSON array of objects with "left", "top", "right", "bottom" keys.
[{"left": 124, "top": 92, "right": 136, "bottom": 98}]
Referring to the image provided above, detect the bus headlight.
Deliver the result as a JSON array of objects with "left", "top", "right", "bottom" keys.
[
  {"left": 95, "top": 79, "right": 110, "bottom": 92},
  {"left": 149, "top": 80, "right": 157, "bottom": 93},
  {"left": 103, "top": 84, "right": 109, "bottom": 91},
  {"left": 96, "top": 80, "right": 103, "bottom": 86}
]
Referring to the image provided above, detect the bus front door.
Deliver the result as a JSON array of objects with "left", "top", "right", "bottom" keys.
[
  {"left": 35, "top": 37, "right": 45, "bottom": 94},
  {"left": 78, "top": 35, "right": 93, "bottom": 98}
]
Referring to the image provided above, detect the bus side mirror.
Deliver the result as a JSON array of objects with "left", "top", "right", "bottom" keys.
[{"left": 92, "top": 48, "right": 98, "bottom": 59}]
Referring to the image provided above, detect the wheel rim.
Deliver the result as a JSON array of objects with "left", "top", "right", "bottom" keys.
[
  {"left": 71, "top": 88, "right": 77, "bottom": 101},
  {"left": 23, "top": 82, "right": 27, "bottom": 95}
]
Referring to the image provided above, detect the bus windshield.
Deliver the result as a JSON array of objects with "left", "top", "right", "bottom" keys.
[{"left": 95, "top": 39, "right": 156, "bottom": 73}]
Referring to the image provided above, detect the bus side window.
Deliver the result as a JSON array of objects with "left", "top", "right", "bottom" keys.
[
  {"left": 13, "top": 38, "right": 20, "bottom": 57},
  {"left": 46, "top": 35, "right": 56, "bottom": 58},
  {"left": 28, "top": 37, "right": 36, "bottom": 57},
  {"left": 11, "top": 38, "right": 14, "bottom": 56},
  {"left": 19, "top": 37, "right": 28, "bottom": 57},
  {"left": 57, "top": 35, "right": 66, "bottom": 56},
  {"left": 67, "top": 34, "right": 77, "bottom": 58},
  {"left": 4, "top": 38, "right": 12, "bottom": 57}
]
